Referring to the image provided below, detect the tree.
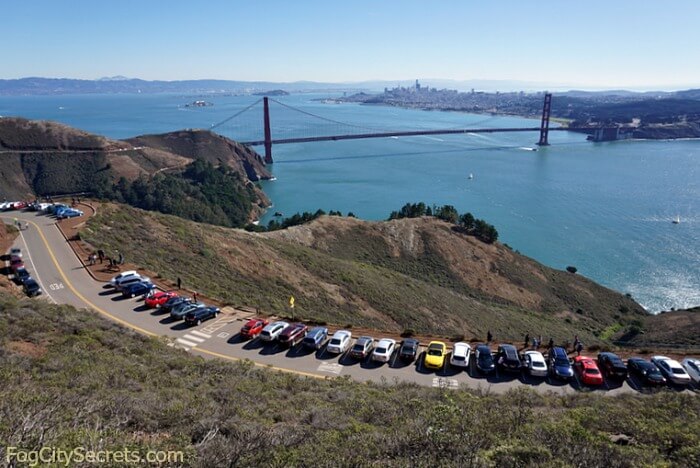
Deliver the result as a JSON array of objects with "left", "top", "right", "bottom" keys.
[
  {"left": 459, "top": 212, "right": 475, "bottom": 231},
  {"left": 435, "top": 205, "right": 459, "bottom": 224}
]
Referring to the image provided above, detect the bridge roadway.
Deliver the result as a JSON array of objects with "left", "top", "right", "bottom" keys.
[
  {"left": 239, "top": 126, "right": 581, "bottom": 146},
  {"left": 1, "top": 211, "right": 662, "bottom": 396}
]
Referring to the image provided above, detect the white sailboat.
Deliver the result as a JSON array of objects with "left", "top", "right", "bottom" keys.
[
  {"left": 468, "top": 173, "right": 474, "bottom": 180},
  {"left": 672, "top": 215, "right": 680, "bottom": 224}
]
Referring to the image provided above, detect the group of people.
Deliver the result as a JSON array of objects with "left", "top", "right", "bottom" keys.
[
  {"left": 486, "top": 330, "right": 585, "bottom": 355},
  {"left": 88, "top": 249, "right": 124, "bottom": 269}
]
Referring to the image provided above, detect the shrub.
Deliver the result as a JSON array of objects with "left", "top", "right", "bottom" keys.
[
  {"left": 566, "top": 266, "right": 578, "bottom": 274},
  {"left": 400, "top": 328, "right": 415, "bottom": 338}
]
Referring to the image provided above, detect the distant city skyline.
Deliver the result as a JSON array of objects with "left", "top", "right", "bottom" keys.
[{"left": 3, "top": 0, "right": 700, "bottom": 90}]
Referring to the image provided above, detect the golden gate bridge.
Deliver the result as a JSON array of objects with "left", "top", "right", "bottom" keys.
[{"left": 210, "top": 93, "right": 586, "bottom": 164}]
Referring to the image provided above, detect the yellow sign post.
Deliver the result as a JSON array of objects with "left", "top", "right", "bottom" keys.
[{"left": 289, "top": 296, "right": 295, "bottom": 320}]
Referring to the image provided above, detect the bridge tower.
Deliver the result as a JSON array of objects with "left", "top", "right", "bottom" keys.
[
  {"left": 537, "top": 92, "right": 552, "bottom": 146},
  {"left": 263, "top": 97, "right": 273, "bottom": 164}
]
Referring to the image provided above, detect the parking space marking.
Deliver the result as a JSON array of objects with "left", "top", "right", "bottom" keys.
[
  {"left": 182, "top": 334, "right": 205, "bottom": 343},
  {"left": 432, "top": 377, "right": 460, "bottom": 389},
  {"left": 217, "top": 332, "right": 230, "bottom": 339},
  {"left": 190, "top": 330, "right": 212, "bottom": 339},
  {"left": 317, "top": 362, "right": 343, "bottom": 375},
  {"left": 176, "top": 337, "right": 199, "bottom": 348},
  {"left": 200, "top": 317, "right": 236, "bottom": 335}
]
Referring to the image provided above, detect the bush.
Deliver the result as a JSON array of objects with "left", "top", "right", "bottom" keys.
[
  {"left": 400, "top": 328, "right": 415, "bottom": 338},
  {"left": 566, "top": 266, "right": 578, "bottom": 274}
]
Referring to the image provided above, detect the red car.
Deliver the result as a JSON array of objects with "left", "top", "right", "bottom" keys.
[
  {"left": 10, "top": 257, "right": 25, "bottom": 272},
  {"left": 144, "top": 291, "right": 178, "bottom": 308},
  {"left": 240, "top": 318, "right": 269, "bottom": 340},
  {"left": 279, "top": 323, "right": 308, "bottom": 347},
  {"left": 574, "top": 356, "right": 604, "bottom": 386}
]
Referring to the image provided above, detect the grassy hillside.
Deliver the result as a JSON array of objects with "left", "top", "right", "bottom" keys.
[
  {"left": 615, "top": 308, "right": 700, "bottom": 350},
  {"left": 82, "top": 203, "right": 647, "bottom": 346},
  {"left": 1, "top": 292, "right": 699, "bottom": 467}
]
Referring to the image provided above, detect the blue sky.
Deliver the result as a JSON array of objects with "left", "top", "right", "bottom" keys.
[{"left": 2, "top": 0, "right": 699, "bottom": 89}]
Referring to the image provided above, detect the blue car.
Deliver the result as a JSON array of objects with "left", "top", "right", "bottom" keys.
[
  {"left": 58, "top": 209, "right": 83, "bottom": 219},
  {"left": 302, "top": 326, "right": 328, "bottom": 349},
  {"left": 184, "top": 306, "right": 220, "bottom": 326},
  {"left": 47, "top": 204, "right": 68, "bottom": 214},
  {"left": 548, "top": 347, "right": 574, "bottom": 380},
  {"left": 121, "top": 281, "right": 156, "bottom": 298}
]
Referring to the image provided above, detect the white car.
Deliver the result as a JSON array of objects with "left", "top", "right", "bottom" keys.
[
  {"left": 450, "top": 342, "right": 472, "bottom": 368},
  {"left": 260, "top": 321, "right": 289, "bottom": 342},
  {"left": 114, "top": 274, "right": 150, "bottom": 291},
  {"left": 108, "top": 270, "right": 139, "bottom": 287},
  {"left": 651, "top": 356, "right": 692, "bottom": 385},
  {"left": 681, "top": 358, "right": 700, "bottom": 385},
  {"left": 326, "top": 330, "right": 352, "bottom": 354},
  {"left": 10, "top": 247, "right": 22, "bottom": 258},
  {"left": 371, "top": 338, "right": 396, "bottom": 363},
  {"left": 524, "top": 350, "right": 548, "bottom": 377}
]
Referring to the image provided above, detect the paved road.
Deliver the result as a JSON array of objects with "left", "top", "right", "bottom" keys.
[{"left": 1, "top": 210, "right": 692, "bottom": 395}]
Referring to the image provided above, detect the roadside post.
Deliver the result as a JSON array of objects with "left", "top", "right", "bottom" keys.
[{"left": 289, "top": 295, "right": 295, "bottom": 321}]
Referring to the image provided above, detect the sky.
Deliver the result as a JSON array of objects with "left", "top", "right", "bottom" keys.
[{"left": 2, "top": 0, "right": 700, "bottom": 90}]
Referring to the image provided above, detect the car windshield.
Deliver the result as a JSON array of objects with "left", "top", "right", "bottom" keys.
[
  {"left": 555, "top": 358, "right": 570, "bottom": 367},
  {"left": 330, "top": 339, "right": 341, "bottom": 345},
  {"left": 402, "top": 344, "right": 415, "bottom": 352},
  {"left": 533, "top": 362, "right": 545, "bottom": 368},
  {"left": 672, "top": 368, "right": 686, "bottom": 375},
  {"left": 479, "top": 353, "right": 493, "bottom": 363},
  {"left": 453, "top": 355, "right": 465, "bottom": 361},
  {"left": 376, "top": 347, "right": 386, "bottom": 354},
  {"left": 585, "top": 369, "right": 600, "bottom": 375},
  {"left": 428, "top": 348, "right": 443, "bottom": 356}
]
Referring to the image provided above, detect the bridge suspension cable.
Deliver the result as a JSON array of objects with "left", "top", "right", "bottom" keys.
[{"left": 210, "top": 98, "right": 263, "bottom": 130}]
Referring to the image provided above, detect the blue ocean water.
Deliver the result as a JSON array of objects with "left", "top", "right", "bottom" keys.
[{"left": 1, "top": 93, "right": 698, "bottom": 312}]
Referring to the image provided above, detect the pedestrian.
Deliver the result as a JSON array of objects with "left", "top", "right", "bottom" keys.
[
  {"left": 118, "top": 252, "right": 124, "bottom": 265},
  {"left": 532, "top": 336, "right": 538, "bottom": 349},
  {"left": 538, "top": 335, "right": 542, "bottom": 350},
  {"left": 177, "top": 277, "right": 181, "bottom": 289},
  {"left": 97, "top": 249, "right": 104, "bottom": 264},
  {"left": 193, "top": 291, "right": 198, "bottom": 302},
  {"left": 548, "top": 337, "right": 554, "bottom": 350},
  {"left": 487, "top": 330, "right": 493, "bottom": 343},
  {"left": 576, "top": 341, "right": 584, "bottom": 356},
  {"left": 524, "top": 333, "right": 530, "bottom": 349},
  {"left": 573, "top": 335, "right": 580, "bottom": 351}
]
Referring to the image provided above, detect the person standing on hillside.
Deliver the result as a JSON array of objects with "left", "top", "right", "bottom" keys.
[
  {"left": 97, "top": 249, "right": 104, "bottom": 264},
  {"left": 177, "top": 277, "right": 182, "bottom": 289},
  {"left": 548, "top": 337, "right": 554, "bottom": 350},
  {"left": 487, "top": 330, "right": 493, "bottom": 343},
  {"left": 524, "top": 333, "right": 530, "bottom": 349},
  {"left": 193, "top": 291, "right": 198, "bottom": 302}
]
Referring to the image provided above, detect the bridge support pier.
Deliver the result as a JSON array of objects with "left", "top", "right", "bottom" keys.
[
  {"left": 537, "top": 93, "right": 552, "bottom": 146},
  {"left": 263, "top": 97, "right": 273, "bottom": 164}
]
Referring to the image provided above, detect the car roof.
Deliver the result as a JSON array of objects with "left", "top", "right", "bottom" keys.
[
  {"left": 552, "top": 347, "right": 568, "bottom": 357},
  {"left": 377, "top": 338, "right": 395, "bottom": 347},
  {"left": 332, "top": 330, "right": 351, "bottom": 338},
  {"left": 401, "top": 338, "right": 419, "bottom": 346},
  {"left": 525, "top": 350, "right": 545, "bottom": 360},
  {"left": 269, "top": 321, "right": 289, "bottom": 328},
  {"left": 453, "top": 342, "right": 470, "bottom": 351},
  {"left": 428, "top": 341, "right": 445, "bottom": 348},
  {"left": 357, "top": 336, "right": 373, "bottom": 344},
  {"left": 476, "top": 344, "right": 491, "bottom": 352},
  {"left": 307, "top": 326, "right": 327, "bottom": 334}
]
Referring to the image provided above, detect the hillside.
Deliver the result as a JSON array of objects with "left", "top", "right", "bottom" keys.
[
  {"left": 0, "top": 118, "right": 270, "bottom": 223},
  {"left": 2, "top": 292, "right": 699, "bottom": 467},
  {"left": 82, "top": 203, "right": 648, "bottom": 346},
  {"left": 615, "top": 307, "right": 700, "bottom": 349}
]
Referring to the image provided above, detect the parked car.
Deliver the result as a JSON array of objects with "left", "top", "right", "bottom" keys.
[
  {"left": 240, "top": 318, "right": 270, "bottom": 340},
  {"left": 10, "top": 247, "right": 22, "bottom": 258},
  {"left": 115, "top": 275, "right": 150, "bottom": 291},
  {"left": 349, "top": 336, "right": 375, "bottom": 360},
  {"left": 0, "top": 201, "right": 11, "bottom": 211},
  {"left": 523, "top": 350, "right": 548, "bottom": 377},
  {"left": 160, "top": 296, "right": 191, "bottom": 314},
  {"left": 170, "top": 302, "right": 205, "bottom": 321},
  {"left": 23, "top": 278, "right": 42, "bottom": 297},
  {"left": 597, "top": 352, "right": 628, "bottom": 380},
  {"left": 627, "top": 358, "right": 666, "bottom": 386},
  {"left": 10, "top": 257, "right": 25, "bottom": 272},
  {"left": 121, "top": 281, "right": 156, "bottom": 298},
  {"left": 424, "top": 341, "right": 447, "bottom": 371},
  {"left": 681, "top": 358, "right": 700, "bottom": 385},
  {"left": 574, "top": 356, "right": 604, "bottom": 386},
  {"left": 303, "top": 326, "right": 329, "bottom": 350},
  {"left": 108, "top": 271, "right": 140, "bottom": 287},
  {"left": 548, "top": 347, "right": 574, "bottom": 380},
  {"left": 475, "top": 344, "right": 496, "bottom": 374},
  {"left": 13, "top": 267, "right": 31, "bottom": 284},
  {"left": 184, "top": 306, "right": 220, "bottom": 326},
  {"left": 450, "top": 342, "right": 472, "bottom": 368},
  {"left": 497, "top": 344, "right": 522, "bottom": 373},
  {"left": 279, "top": 323, "right": 308, "bottom": 347},
  {"left": 398, "top": 338, "right": 420, "bottom": 362},
  {"left": 260, "top": 321, "right": 290, "bottom": 342},
  {"left": 144, "top": 291, "right": 178, "bottom": 308},
  {"left": 651, "top": 356, "right": 692, "bottom": 385},
  {"left": 326, "top": 330, "right": 352, "bottom": 354},
  {"left": 57, "top": 209, "right": 83, "bottom": 219},
  {"left": 371, "top": 338, "right": 396, "bottom": 363}
]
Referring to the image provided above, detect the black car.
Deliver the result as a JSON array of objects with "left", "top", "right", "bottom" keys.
[
  {"left": 13, "top": 267, "right": 31, "bottom": 284},
  {"left": 184, "top": 306, "right": 220, "bottom": 326},
  {"left": 23, "top": 278, "right": 42, "bottom": 297},
  {"left": 627, "top": 358, "right": 666, "bottom": 386},
  {"left": 161, "top": 296, "right": 191, "bottom": 314},
  {"left": 597, "top": 352, "right": 628, "bottom": 380},
  {"left": 398, "top": 338, "right": 420, "bottom": 362},
  {"left": 475, "top": 344, "right": 496, "bottom": 374},
  {"left": 497, "top": 344, "right": 522, "bottom": 373}
]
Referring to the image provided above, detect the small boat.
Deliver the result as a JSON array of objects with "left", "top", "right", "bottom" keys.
[
  {"left": 468, "top": 173, "right": 474, "bottom": 180},
  {"left": 274, "top": 211, "right": 283, "bottom": 217},
  {"left": 672, "top": 215, "right": 680, "bottom": 224}
]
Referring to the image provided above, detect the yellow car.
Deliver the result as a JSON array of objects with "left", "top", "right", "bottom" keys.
[{"left": 424, "top": 341, "right": 447, "bottom": 370}]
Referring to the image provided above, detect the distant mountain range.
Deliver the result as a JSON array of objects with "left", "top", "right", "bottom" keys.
[{"left": 2, "top": 76, "right": 699, "bottom": 96}]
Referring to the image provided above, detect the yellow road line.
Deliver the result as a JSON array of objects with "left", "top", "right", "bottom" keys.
[{"left": 3, "top": 215, "right": 329, "bottom": 380}]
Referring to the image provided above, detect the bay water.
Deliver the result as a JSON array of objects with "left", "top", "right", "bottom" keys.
[{"left": 1, "top": 93, "right": 698, "bottom": 312}]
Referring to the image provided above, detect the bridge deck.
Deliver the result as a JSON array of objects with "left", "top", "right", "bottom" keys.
[{"left": 240, "top": 126, "right": 585, "bottom": 146}]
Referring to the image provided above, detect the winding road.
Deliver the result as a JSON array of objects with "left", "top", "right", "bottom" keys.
[{"left": 2, "top": 210, "right": 691, "bottom": 396}]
